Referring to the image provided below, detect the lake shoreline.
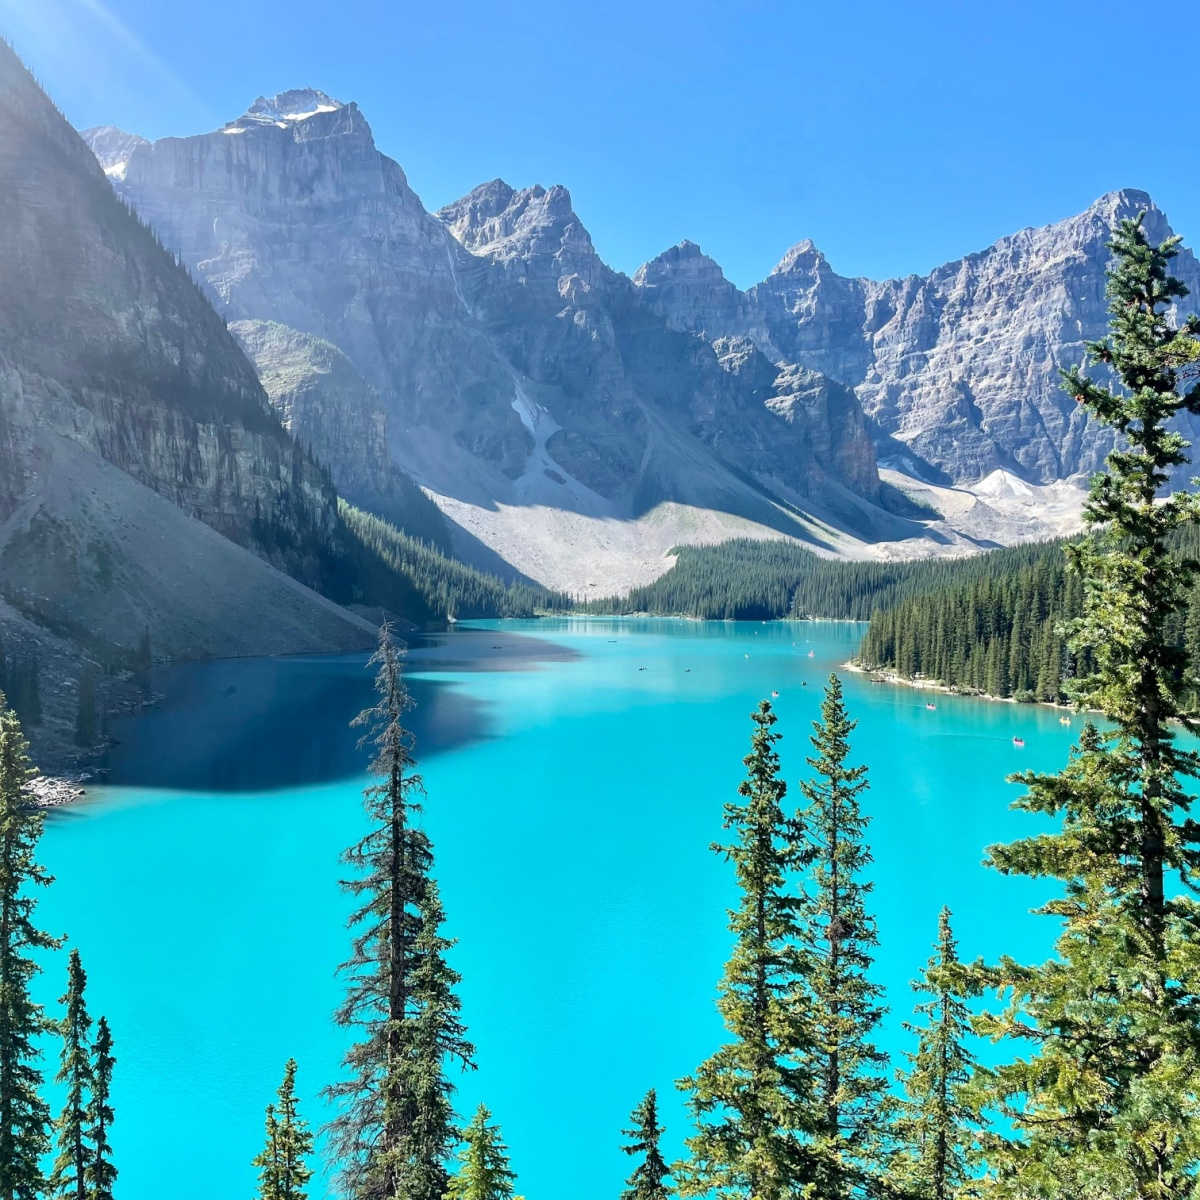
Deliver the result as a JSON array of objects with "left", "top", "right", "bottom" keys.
[
  {"left": 25, "top": 773, "right": 91, "bottom": 808},
  {"left": 841, "top": 660, "right": 1081, "bottom": 716}
]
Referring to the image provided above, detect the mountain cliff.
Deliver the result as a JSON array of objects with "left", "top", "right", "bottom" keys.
[
  {"left": 0, "top": 43, "right": 382, "bottom": 761},
  {"left": 86, "top": 96, "right": 917, "bottom": 594},
  {"left": 637, "top": 190, "right": 1200, "bottom": 485}
]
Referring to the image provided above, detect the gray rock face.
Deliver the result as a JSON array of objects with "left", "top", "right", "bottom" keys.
[
  {"left": 79, "top": 124, "right": 148, "bottom": 178},
  {"left": 230, "top": 318, "right": 449, "bottom": 545},
  {"left": 637, "top": 190, "right": 1200, "bottom": 485},
  {"left": 87, "top": 99, "right": 892, "bottom": 586},
  {"left": 0, "top": 44, "right": 372, "bottom": 683},
  {"left": 436, "top": 179, "right": 882, "bottom": 507},
  {"left": 633, "top": 241, "right": 750, "bottom": 339}
]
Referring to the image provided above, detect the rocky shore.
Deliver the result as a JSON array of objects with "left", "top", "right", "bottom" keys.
[{"left": 24, "top": 773, "right": 91, "bottom": 807}]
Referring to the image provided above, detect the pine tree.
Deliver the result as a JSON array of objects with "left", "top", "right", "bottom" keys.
[
  {"left": 0, "top": 697, "right": 61, "bottom": 1200},
  {"left": 621, "top": 1088, "right": 672, "bottom": 1200},
  {"left": 49, "top": 949, "right": 92, "bottom": 1200},
  {"left": 797, "top": 674, "right": 889, "bottom": 1200},
  {"left": 86, "top": 1016, "right": 116, "bottom": 1200},
  {"left": 445, "top": 1105, "right": 518, "bottom": 1200},
  {"left": 889, "top": 909, "right": 976, "bottom": 1200},
  {"left": 324, "top": 624, "right": 474, "bottom": 1200},
  {"left": 254, "top": 1059, "right": 313, "bottom": 1200},
  {"left": 677, "top": 700, "right": 813, "bottom": 1200},
  {"left": 967, "top": 215, "right": 1200, "bottom": 1197}
]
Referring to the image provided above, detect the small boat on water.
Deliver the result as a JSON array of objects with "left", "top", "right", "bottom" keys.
[
  {"left": 772, "top": 689, "right": 780, "bottom": 698},
  {"left": 1059, "top": 716, "right": 1071, "bottom": 725},
  {"left": 807, "top": 650, "right": 815, "bottom": 658},
  {"left": 1013, "top": 737, "right": 1026, "bottom": 748},
  {"left": 925, "top": 703, "right": 937, "bottom": 711}
]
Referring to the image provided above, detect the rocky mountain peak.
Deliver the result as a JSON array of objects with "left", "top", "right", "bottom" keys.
[
  {"left": 439, "top": 179, "right": 601, "bottom": 284},
  {"left": 241, "top": 88, "right": 345, "bottom": 124},
  {"left": 1087, "top": 186, "right": 1154, "bottom": 220},
  {"left": 632, "top": 240, "right": 746, "bottom": 337},
  {"left": 217, "top": 89, "right": 373, "bottom": 144},
  {"left": 769, "top": 237, "right": 832, "bottom": 277},
  {"left": 633, "top": 239, "right": 723, "bottom": 283},
  {"left": 79, "top": 124, "right": 149, "bottom": 180}
]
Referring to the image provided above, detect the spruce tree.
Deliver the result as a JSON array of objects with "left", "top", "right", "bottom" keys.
[
  {"left": 324, "top": 624, "right": 474, "bottom": 1200},
  {"left": 677, "top": 700, "right": 813, "bottom": 1200},
  {"left": 254, "top": 1059, "right": 313, "bottom": 1200},
  {"left": 621, "top": 1089, "right": 672, "bottom": 1200},
  {"left": 967, "top": 215, "right": 1200, "bottom": 1197},
  {"left": 49, "top": 949, "right": 92, "bottom": 1200},
  {"left": 406, "top": 879, "right": 473, "bottom": 1200},
  {"left": 889, "top": 909, "right": 976, "bottom": 1200},
  {"left": 86, "top": 1016, "right": 116, "bottom": 1200},
  {"left": 445, "top": 1105, "right": 518, "bottom": 1200},
  {"left": 0, "top": 697, "right": 61, "bottom": 1200},
  {"left": 796, "top": 674, "right": 889, "bottom": 1200},
  {"left": 254, "top": 1102, "right": 282, "bottom": 1200}
]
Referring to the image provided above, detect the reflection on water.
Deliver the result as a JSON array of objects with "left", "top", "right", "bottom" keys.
[{"left": 99, "top": 626, "right": 580, "bottom": 792}]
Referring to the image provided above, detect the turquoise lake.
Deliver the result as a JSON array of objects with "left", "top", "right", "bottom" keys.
[{"left": 36, "top": 617, "right": 1079, "bottom": 1199}]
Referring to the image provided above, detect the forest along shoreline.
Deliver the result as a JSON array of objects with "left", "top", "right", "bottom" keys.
[{"left": 841, "top": 661, "right": 1083, "bottom": 714}]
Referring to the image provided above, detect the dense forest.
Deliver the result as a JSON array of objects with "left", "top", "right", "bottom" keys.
[
  {"left": 858, "top": 523, "right": 1200, "bottom": 704},
  {"left": 586, "top": 525, "right": 1200, "bottom": 708},
  {"left": 340, "top": 501, "right": 568, "bottom": 620},
  {"left": 585, "top": 536, "right": 1077, "bottom": 622}
]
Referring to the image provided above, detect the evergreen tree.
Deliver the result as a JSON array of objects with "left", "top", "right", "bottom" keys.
[
  {"left": 253, "top": 1059, "right": 313, "bottom": 1200},
  {"left": 254, "top": 1102, "right": 282, "bottom": 1200},
  {"left": 49, "top": 949, "right": 92, "bottom": 1200},
  {"left": 406, "top": 879, "right": 473, "bottom": 1200},
  {"left": 324, "top": 624, "right": 474, "bottom": 1200},
  {"left": 889, "top": 909, "right": 976, "bottom": 1200},
  {"left": 621, "top": 1089, "right": 672, "bottom": 1200},
  {"left": 86, "top": 1016, "right": 116, "bottom": 1200},
  {"left": 797, "top": 674, "right": 889, "bottom": 1200},
  {"left": 967, "top": 215, "right": 1200, "bottom": 1197},
  {"left": 677, "top": 700, "right": 813, "bottom": 1200},
  {"left": 445, "top": 1105, "right": 518, "bottom": 1200},
  {"left": 0, "top": 697, "right": 61, "bottom": 1200}
]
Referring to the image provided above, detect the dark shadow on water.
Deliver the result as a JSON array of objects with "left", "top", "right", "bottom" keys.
[{"left": 91, "top": 626, "right": 579, "bottom": 795}]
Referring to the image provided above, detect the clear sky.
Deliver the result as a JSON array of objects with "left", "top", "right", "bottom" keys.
[{"left": 2, "top": 0, "right": 1195, "bottom": 289}]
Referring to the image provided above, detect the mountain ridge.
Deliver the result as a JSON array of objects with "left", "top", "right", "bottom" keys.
[
  {"left": 83, "top": 93, "right": 1188, "bottom": 590},
  {"left": 87, "top": 92, "right": 928, "bottom": 595}
]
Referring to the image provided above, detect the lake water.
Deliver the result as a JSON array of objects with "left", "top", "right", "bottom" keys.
[{"left": 36, "top": 618, "right": 1078, "bottom": 1199}]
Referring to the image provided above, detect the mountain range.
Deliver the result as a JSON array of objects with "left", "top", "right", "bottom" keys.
[
  {"left": 82, "top": 87, "right": 1188, "bottom": 596},
  {"left": 5, "top": 48, "right": 1200, "bottom": 762}
]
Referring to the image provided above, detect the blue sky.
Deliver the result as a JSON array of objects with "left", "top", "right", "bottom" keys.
[{"left": 2, "top": 0, "right": 1195, "bottom": 289}]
